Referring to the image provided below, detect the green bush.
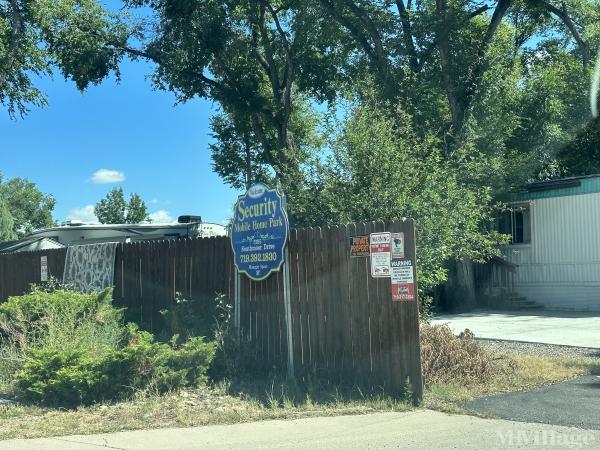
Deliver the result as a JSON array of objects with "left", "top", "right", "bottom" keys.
[
  {"left": 15, "top": 348, "right": 102, "bottom": 406},
  {"left": 1, "top": 287, "right": 216, "bottom": 407},
  {"left": 0, "top": 287, "right": 124, "bottom": 355},
  {"left": 16, "top": 325, "right": 216, "bottom": 407}
]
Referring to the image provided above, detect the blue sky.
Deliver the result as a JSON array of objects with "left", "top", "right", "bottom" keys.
[{"left": 0, "top": 56, "right": 240, "bottom": 226}]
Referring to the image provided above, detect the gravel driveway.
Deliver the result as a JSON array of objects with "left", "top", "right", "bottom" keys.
[{"left": 477, "top": 338, "right": 600, "bottom": 359}]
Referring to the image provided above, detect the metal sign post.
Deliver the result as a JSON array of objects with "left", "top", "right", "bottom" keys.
[
  {"left": 234, "top": 270, "right": 241, "bottom": 339},
  {"left": 281, "top": 193, "right": 294, "bottom": 380}
]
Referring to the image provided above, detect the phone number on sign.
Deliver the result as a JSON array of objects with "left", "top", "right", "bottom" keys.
[{"left": 240, "top": 252, "right": 278, "bottom": 263}]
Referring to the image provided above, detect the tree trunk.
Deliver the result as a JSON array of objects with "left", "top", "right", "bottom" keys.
[{"left": 443, "top": 258, "right": 477, "bottom": 312}]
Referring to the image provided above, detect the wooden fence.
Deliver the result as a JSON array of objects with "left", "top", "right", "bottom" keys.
[
  {"left": 0, "top": 220, "right": 422, "bottom": 401},
  {"left": 0, "top": 247, "right": 67, "bottom": 300},
  {"left": 111, "top": 237, "right": 235, "bottom": 332}
]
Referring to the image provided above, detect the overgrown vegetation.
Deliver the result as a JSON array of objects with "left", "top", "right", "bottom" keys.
[
  {"left": 420, "top": 324, "right": 511, "bottom": 385},
  {"left": 0, "top": 350, "right": 596, "bottom": 441},
  {"left": 420, "top": 324, "right": 600, "bottom": 412},
  {"left": 0, "top": 287, "right": 215, "bottom": 407},
  {"left": 1, "top": 285, "right": 598, "bottom": 439}
]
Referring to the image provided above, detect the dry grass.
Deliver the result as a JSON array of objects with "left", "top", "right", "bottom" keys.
[
  {"left": 423, "top": 352, "right": 600, "bottom": 412},
  {"left": 0, "top": 381, "right": 413, "bottom": 440},
  {"left": 420, "top": 324, "right": 508, "bottom": 384},
  {"left": 420, "top": 324, "right": 600, "bottom": 412}
]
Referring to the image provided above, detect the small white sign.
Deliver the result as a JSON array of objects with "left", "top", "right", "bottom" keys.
[
  {"left": 391, "top": 232, "right": 405, "bottom": 259},
  {"left": 40, "top": 256, "right": 48, "bottom": 282},
  {"left": 370, "top": 232, "right": 391, "bottom": 278}
]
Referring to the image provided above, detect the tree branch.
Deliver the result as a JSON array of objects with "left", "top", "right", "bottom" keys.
[
  {"left": 459, "top": 0, "right": 513, "bottom": 133},
  {"left": 318, "top": 0, "right": 377, "bottom": 63},
  {"left": 0, "top": 0, "right": 24, "bottom": 89},
  {"left": 118, "top": 45, "right": 224, "bottom": 91},
  {"left": 257, "top": 4, "right": 282, "bottom": 105},
  {"left": 468, "top": 5, "right": 491, "bottom": 18},
  {"left": 342, "top": 0, "right": 387, "bottom": 67},
  {"left": 395, "top": 0, "right": 419, "bottom": 71},
  {"left": 532, "top": 0, "right": 590, "bottom": 67},
  {"left": 436, "top": 0, "right": 463, "bottom": 134},
  {"left": 263, "top": 1, "right": 294, "bottom": 129}
]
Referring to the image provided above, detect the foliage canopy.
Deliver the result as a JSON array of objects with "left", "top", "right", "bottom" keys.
[{"left": 94, "top": 187, "right": 149, "bottom": 224}]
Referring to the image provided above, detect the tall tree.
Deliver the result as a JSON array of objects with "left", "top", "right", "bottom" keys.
[
  {"left": 0, "top": 175, "right": 55, "bottom": 237},
  {"left": 302, "top": 97, "right": 507, "bottom": 295},
  {"left": 125, "top": 192, "right": 148, "bottom": 224},
  {"left": 209, "top": 112, "right": 271, "bottom": 190},
  {"left": 0, "top": 0, "right": 129, "bottom": 118},
  {"left": 94, "top": 188, "right": 148, "bottom": 224},
  {"left": 313, "top": 0, "right": 599, "bottom": 152},
  {"left": 116, "top": 1, "right": 345, "bottom": 192},
  {"left": 0, "top": 196, "right": 17, "bottom": 241}
]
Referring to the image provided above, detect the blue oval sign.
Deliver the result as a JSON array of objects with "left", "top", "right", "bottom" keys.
[{"left": 231, "top": 183, "right": 289, "bottom": 280}]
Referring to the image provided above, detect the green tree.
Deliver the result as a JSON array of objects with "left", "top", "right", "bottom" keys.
[
  {"left": 300, "top": 98, "right": 507, "bottom": 293},
  {"left": 1, "top": 0, "right": 129, "bottom": 118},
  {"left": 0, "top": 175, "right": 55, "bottom": 237},
  {"left": 125, "top": 192, "right": 148, "bottom": 224},
  {"left": 116, "top": 1, "right": 345, "bottom": 191},
  {"left": 209, "top": 112, "right": 271, "bottom": 190},
  {"left": 0, "top": 196, "right": 17, "bottom": 241},
  {"left": 313, "top": 0, "right": 599, "bottom": 148},
  {"left": 95, "top": 188, "right": 126, "bottom": 224},
  {"left": 94, "top": 188, "right": 148, "bottom": 224},
  {"left": 552, "top": 122, "right": 600, "bottom": 176}
]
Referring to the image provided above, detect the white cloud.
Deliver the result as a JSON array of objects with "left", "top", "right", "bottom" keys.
[
  {"left": 66, "top": 205, "right": 98, "bottom": 223},
  {"left": 148, "top": 210, "right": 175, "bottom": 224},
  {"left": 91, "top": 169, "right": 126, "bottom": 184},
  {"left": 149, "top": 198, "right": 159, "bottom": 205}
]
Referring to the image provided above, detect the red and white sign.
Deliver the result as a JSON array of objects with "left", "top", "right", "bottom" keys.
[
  {"left": 391, "top": 259, "right": 415, "bottom": 301},
  {"left": 370, "top": 232, "right": 391, "bottom": 277}
]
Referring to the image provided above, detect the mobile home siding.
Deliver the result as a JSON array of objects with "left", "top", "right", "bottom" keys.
[{"left": 505, "top": 191, "right": 600, "bottom": 310}]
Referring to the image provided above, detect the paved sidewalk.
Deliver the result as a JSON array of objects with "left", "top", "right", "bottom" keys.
[
  {"left": 2, "top": 410, "right": 600, "bottom": 449},
  {"left": 431, "top": 309, "right": 600, "bottom": 348}
]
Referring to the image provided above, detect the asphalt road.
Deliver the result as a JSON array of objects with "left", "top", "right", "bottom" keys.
[
  {"left": 464, "top": 375, "right": 600, "bottom": 430},
  {"left": 3, "top": 410, "right": 600, "bottom": 449}
]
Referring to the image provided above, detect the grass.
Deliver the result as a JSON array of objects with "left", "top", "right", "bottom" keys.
[
  {"left": 0, "top": 381, "right": 412, "bottom": 440},
  {"left": 1, "top": 351, "right": 598, "bottom": 441},
  {"left": 423, "top": 352, "right": 600, "bottom": 413}
]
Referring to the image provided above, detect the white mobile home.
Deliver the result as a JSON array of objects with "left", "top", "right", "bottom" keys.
[
  {"left": 0, "top": 216, "right": 228, "bottom": 254},
  {"left": 501, "top": 175, "right": 600, "bottom": 311}
]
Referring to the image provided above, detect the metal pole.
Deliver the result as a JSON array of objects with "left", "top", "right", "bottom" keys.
[
  {"left": 283, "top": 245, "right": 294, "bottom": 380},
  {"left": 235, "top": 270, "right": 241, "bottom": 340},
  {"left": 280, "top": 189, "right": 295, "bottom": 380}
]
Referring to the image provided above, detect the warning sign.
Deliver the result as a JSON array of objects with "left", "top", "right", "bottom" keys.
[
  {"left": 370, "top": 232, "right": 391, "bottom": 277},
  {"left": 391, "top": 232, "right": 405, "bottom": 259},
  {"left": 391, "top": 259, "right": 415, "bottom": 301},
  {"left": 349, "top": 235, "right": 370, "bottom": 257}
]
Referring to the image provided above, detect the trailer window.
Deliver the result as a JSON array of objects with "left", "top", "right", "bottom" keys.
[{"left": 498, "top": 205, "right": 531, "bottom": 244}]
